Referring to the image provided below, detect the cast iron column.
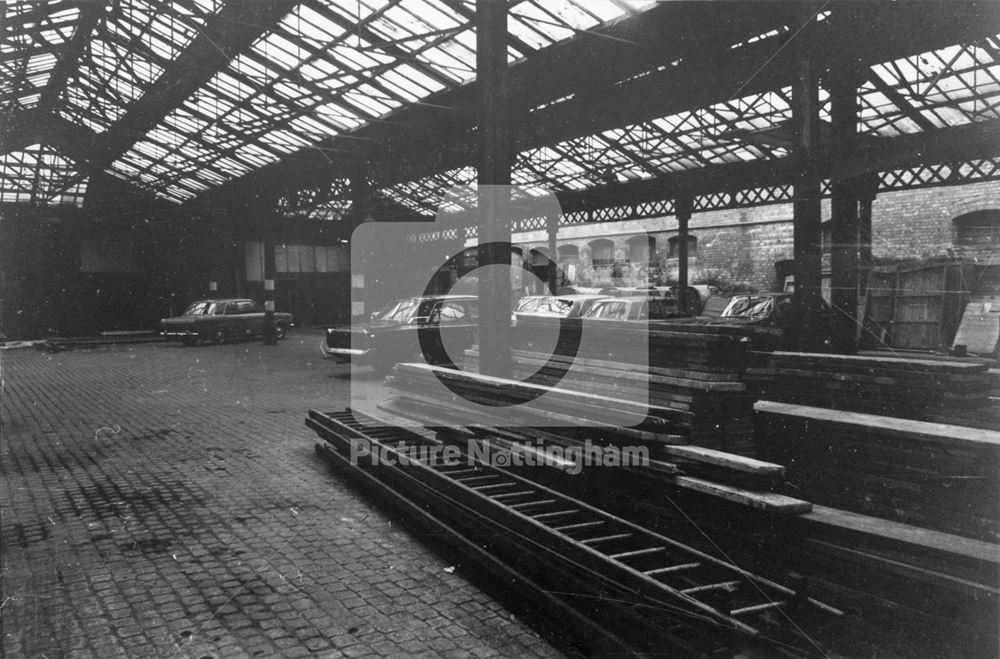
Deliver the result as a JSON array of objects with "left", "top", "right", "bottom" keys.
[
  {"left": 476, "top": 0, "right": 511, "bottom": 378},
  {"left": 791, "top": 32, "right": 824, "bottom": 351},
  {"left": 676, "top": 195, "right": 692, "bottom": 315},
  {"left": 261, "top": 197, "right": 278, "bottom": 345},
  {"left": 547, "top": 214, "right": 558, "bottom": 294},
  {"left": 858, "top": 173, "right": 878, "bottom": 268},
  {"left": 829, "top": 62, "right": 862, "bottom": 353}
]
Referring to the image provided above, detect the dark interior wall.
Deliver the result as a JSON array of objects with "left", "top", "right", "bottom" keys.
[
  {"left": 0, "top": 203, "right": 236, "bottom": 338},
  {"left": 0, "top": 199, "right": 353, "bottom": 339}
]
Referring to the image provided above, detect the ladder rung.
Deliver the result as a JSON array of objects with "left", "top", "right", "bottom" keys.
[
  {"left": 530, "top": 510, "right": 578, "bottom": 520},
  {"left": 581, "top": 533, "right": 632, "bottom": 545},
  {"left": 609, "top": 547, "right": 666, "bottom": 561},
  {"left": 730, "top": 601, "right": 786, "bottom": 617},
  {"left": 441, "top": 468, "right": 482, "bottom": 477},
  {"left": 643, "top": 562, "right": 701, "bottom": 576},
  {"left": 509, "top": 499, "right": 558, "bottom": 510},
  {"left": 474, "top": 482, "right": 519, "bottom": 492},
  {"left": 553, "top": 520, "right": 605, "bottom": 532},
  {"left": 681, "top": 581, "right": 741, "bottom": 595},
  {"left": 455, "top": 475, "right": 501, "bottom": 484},
  {"left": 492, "top": 490, "right": 535, "bottom": 500}
]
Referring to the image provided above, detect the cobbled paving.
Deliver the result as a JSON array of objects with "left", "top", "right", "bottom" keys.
[{"left": 0, "top": 332, "right": 561, "bottom": 658}]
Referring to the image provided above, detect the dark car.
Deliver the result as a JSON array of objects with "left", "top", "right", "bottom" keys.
[
  {"left": 718, "top": 293, "right": 796, "bottom": 326},
  {"left": 160, "top": 298, "right": 293, "bottom": 346},
  {"left": 321, "top": 295, "right": 478, "bottom": 374},
  {"left": 695, "top": 292, "right": 831, "bottom": 348},
  {"left": 580, "top": 295, "right": 683, "bottom": 322}
]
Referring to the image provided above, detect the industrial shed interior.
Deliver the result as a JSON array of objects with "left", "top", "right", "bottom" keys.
[{"left": 2, "top": 1, "right": 999, "bottom": 657}]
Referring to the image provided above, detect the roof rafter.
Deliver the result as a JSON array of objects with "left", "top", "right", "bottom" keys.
[{"left": 89, "top": 0, "right": 300, "bottom": 169}]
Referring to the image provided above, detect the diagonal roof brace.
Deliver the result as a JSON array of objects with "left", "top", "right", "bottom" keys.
[{"left": 88, "top": 0, "right": 299, "bottom": 171}]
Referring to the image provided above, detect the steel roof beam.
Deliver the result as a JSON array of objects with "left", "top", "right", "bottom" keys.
[
  {"left": 37, "top": 0, "right": 108, "bottom": 112},
  {"left": 89, "top": 0, "right": 299, "bottom": 169},
  {"left": 201, "top": 1, "right": 997, "bottom": 205}
]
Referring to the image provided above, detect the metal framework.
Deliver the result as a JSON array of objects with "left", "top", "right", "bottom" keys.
[{"left": 1, "top": 2, "right": 999, "bottom": 221}]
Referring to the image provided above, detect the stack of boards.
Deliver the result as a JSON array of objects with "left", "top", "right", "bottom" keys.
[
  {"left": 755, "top": 401, "right": 1000, "bottom": 542},
  {"left": 464, "top": 317, "right": 756, "bottom": 453},
  {"left": 744, "top": 351, "right": 997, "bottom": 429},
  {"left": 383, "top": 362, "right": 813, "bottom": 516},
  {"left": 748, "top": 351, "right": 1000, "bottom": 542}
]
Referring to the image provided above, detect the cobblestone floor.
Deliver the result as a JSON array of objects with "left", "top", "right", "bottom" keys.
[{"left": 1, "top": 331, "right": 562, "bottom": 658}]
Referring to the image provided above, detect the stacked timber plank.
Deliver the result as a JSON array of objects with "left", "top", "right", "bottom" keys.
[
  {"left": 754, "top": 401, "right": 1000, "bottom": 542},
  {"left": 463, "top": 318, "right": 756, "bottom": 452},
  {"left": 384, "top": 363, "right": 812, "bottom": 515},
  {"left": 514, "top": 317, "right": 751, "bottom": 374},
  {"left": 744, "top": 351, "right": 995, "bottom": 426}
]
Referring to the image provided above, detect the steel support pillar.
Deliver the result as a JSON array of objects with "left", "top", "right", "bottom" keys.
[
  {"left": 676, "top": 195, "right": 692, "bottom": 315},
  {"left": 260, "top": 196, "right": 279, "bottom": 345},
  {"left": 858, "top": 173, "right": 879, "bottom": 268},
  {"left": 791, "top": 39, "right": 824, "bottom": 351},
  {"left": 547, "top": 214, "right": 558, "bottom": 294},
  {"left": 829, "top": 63, "right": 862, "bottom": 354},
  {"left": 476, "top": 0, "right": 511, "bottom": 378}
]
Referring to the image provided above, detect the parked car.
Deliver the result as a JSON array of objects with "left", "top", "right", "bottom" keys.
[
  {"left": 160, "top": 298, "right": 293, "bottom": 346},
  {"left": 581, "top": 295, "right": 684, "bottom": 322},
  {"left": 321, "top": 295, "right": 478, "bottom": 375},
  {"left": 512, "top": 294, "right": 608, "bottom": 325},
  {"left": 718, "top": 293, "right": 796, "bottom": 326},
  {"left": 702, "top": 292, "right": 832, "bottom": 348}
]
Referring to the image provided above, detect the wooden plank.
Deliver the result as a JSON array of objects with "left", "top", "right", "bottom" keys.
[
  {"left": 662, "top": 445, "right": 784, "bottom": 476},
  {"left": 800, "top": 504, "right": 1000, "bottom": 567},
  {"left": 758, "top": 351, "right": 989, "bottom": 373},
  {"left": 754, "top": 401, "right": 1000, "bottom": 449},
  {"left": 673, "top": 476, "right": 812, "bottom": 514}
]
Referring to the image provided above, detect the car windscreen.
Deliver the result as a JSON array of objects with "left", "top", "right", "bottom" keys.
[
  {"left": 374, "top": 298, "right": 421, "bottom": 322},
  {"left": 183, "top": 302, "right": 209, "bottom": 315},
  {"left": 583, "top": 301, "right": 628, "bottom": 319},
  {"left": 515, "top": 297, "right": 575, "bottom": 316},
  {"left": 722, "top": 296, "right": 775, "bottom": 319}
]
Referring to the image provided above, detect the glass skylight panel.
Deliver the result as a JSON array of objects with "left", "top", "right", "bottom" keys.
[
  {"left": 254, "top": 33, "right": 304, "bottom": 70},
  {"left": 377, "top": 68, "right": 427, "bottom": 102},
  {"left": 511, "top": 3, "right": 574, "bottom": 42},
  {"left": 288, "top": 113, "right": 340, "bottom": 139},
  {"left": 287, "top": 5, "right": 346, "bottom": 44},
  {"left": 417, "top": 40, "right": 476, "bottom": 82},
  {"left": 231, "top": 53, "right": 279, "bottom": 87},
  {"left": 507, "top": 14, "right": 555, "bottom": 50}
]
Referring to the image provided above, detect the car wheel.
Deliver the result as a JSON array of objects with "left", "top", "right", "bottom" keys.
[
  {"left": 275, "top": 322, "right": 287, "bottom": 340},
  {"left": 181, "top": 337, "right": 197, "bottom": 347}
]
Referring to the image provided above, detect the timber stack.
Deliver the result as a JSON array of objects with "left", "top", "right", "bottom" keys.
[
  {"left": 744, "top": 351, "right": 995, "bottom": 425},
  {"left": 754, "top": 401, "right": 1000, "bottom": 542},
  {"left": 464, "top": 317, "right": 756, "bottom": 453}
]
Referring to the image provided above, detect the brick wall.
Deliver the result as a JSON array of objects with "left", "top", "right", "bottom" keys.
[{"left": 516, "top": 181, "right": 1000, "bottom": 292}]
